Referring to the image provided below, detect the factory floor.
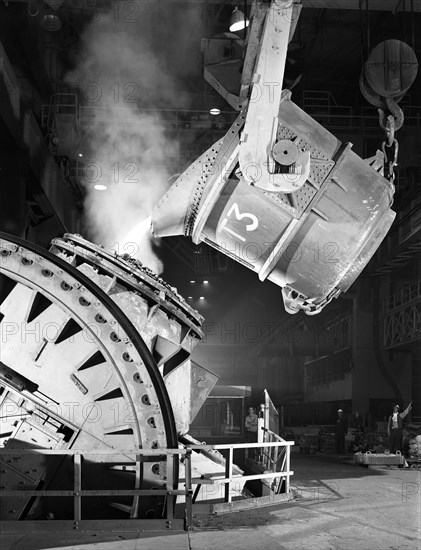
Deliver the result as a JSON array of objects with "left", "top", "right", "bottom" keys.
[{"left": 1, "top": 453, "right": 420, "bottom": 550}]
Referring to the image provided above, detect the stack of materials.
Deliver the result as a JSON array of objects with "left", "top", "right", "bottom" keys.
[
  {"left": 354, "top": 451, "right": 405, "bottom": 466},
  {"left": 408, "top": 435, "right": 421, "bottom": 460}
]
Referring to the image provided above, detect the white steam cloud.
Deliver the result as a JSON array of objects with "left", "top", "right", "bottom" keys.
[{"left": 67, "top": 6, "right": 197, "bottom": 273}]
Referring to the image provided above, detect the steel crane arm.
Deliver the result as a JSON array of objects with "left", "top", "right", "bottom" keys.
[{"left": 238, "top": 0, "right": 309, "bottom": 193}]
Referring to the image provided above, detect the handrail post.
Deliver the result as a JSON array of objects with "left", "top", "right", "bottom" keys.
[
  {"left": 74, "top": 452, "right": 82, "bottom": 524},
  {"left": 184, "top": 449, "right": 193, "bottom": 530},
  {"left": 166, "top": 453, "right": 174, "bottom": 521},
  {"left": 224, "top": 446, "right": 233, "bottom": 503},
  {"left": 286, "top": 445, "right": 290, "bottom": 493}
]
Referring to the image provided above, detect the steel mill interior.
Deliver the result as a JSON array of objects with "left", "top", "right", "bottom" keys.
[{"left": 0, "top": 1, "right": 420, "bottom": 549}]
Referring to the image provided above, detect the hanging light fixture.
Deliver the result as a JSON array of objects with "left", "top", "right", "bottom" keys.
[
  {"left": 229, "top": 6, "right": 249, "bottom": 33},
  {"left": 210, "top": 108, "right": 221, "bottom": 115},
  {"left": 40, "top": 8, "right": 62, "bottom": 31}
]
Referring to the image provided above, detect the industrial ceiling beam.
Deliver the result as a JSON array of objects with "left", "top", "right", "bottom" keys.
[{"left": 3, "top": 0, "right": 421, "bottom": 11}]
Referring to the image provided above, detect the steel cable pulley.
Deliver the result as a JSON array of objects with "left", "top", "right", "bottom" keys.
[{"left": 359, "top": 27, "right": 418, "bottom": 182}]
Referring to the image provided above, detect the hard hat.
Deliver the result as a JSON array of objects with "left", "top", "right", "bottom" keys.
[{"left": 338, "top": 409, "right": 343, "bottom": 412}]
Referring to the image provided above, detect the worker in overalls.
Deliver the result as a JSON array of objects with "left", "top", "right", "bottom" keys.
[
  {"left": 335, "top": 408, "right": 348, "bottom": 456},
  {"left": 388, "top": 401, "right": 412, "bottom": 454}
]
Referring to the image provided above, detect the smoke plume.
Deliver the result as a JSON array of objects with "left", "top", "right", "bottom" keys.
[{"left": 67, "top": 4, "right": 200, "bottom": 273}]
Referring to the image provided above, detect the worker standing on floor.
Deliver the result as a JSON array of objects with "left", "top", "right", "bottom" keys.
[
  {"left": 245, "top": 407, "right": 258, "bottom": 459},
  {"left": 335, "top": 408, "right": 348, "bottom": 457},
  {"left": 387, "top": 401, "right": 412, "bottom": 453}
]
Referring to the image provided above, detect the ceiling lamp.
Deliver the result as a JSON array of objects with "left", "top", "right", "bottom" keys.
[
  {"left": 210, "top": 108, "right": 221, "bottom": 116},
  {"left": 94, "top": 184, "right": 107, "bottom": 191},
  {"left": 229, "top": 7, "right": 249, "bottom": 33},
  {"left": 40, "top": 8, "right": 62, "bottom": 31}
]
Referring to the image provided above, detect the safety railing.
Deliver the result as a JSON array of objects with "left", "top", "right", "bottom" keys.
[
  {"left": 78, "top": 105, "right": 238, "bottom": 131},
  {"left": 383, "top": 280, "right": 421, "bottom": 313},
  {"left": 260, "top": 428, "right": 287, "bottom": 473},
  {"left": 0, "top": 447, "right": 193, "bottom": 532},
  {"left": 302, "top": 90, "right": 339, "bottom": 108},
  {"left": 0, "top": 440, "right": 294, "bottom": 531},
  {"left": 41, "top": 93, "right": 79, "bottom": 132},
  {"left": 383, "top": 280, "right": 421, "bottom": 349},
  {"left": 187, "top": 440, "right": 294, "bottom": 504}
]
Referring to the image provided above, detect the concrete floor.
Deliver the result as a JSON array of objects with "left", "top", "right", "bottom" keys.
[{"left": 1, "top": 453, "right": 420, "bottom": 550}]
